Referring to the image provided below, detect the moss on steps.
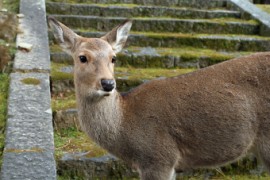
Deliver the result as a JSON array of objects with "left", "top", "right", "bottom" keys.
[
  {"left": 51, "top": 63, "right": 194, "bottom": 93},
  {"left": 51, "top": 15, "right": 259, "bottom": 34},
  {"left": 49, "top": 29, "right": 270, "bottom": 52},
  {"left": 49, "top": 44, "right": 253, "bottom": 69},
  {"left": 46, "top": 2, "right": 240, "bottom": 19}
]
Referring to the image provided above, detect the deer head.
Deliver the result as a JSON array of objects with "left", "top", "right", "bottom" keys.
[{"left": 48, "top": 17, "right": 132, "bottom": 99}]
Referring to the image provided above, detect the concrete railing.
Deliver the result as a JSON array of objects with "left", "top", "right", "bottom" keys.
[{"left": 1, "top": 0, "right": 56, "bottom": 179}]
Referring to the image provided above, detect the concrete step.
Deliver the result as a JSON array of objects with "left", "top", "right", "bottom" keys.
[
  {"left": 46, "top": 2, "right": 241, "bottom": 19},
  {"left": 50, "top": 15, "right": 259, "bottom": 34},
  {"left": 46, "top": 0, "right": 228, "bottom": 9},
  {"left": 51, "top": 62, "right": 194, "bottom": 93},
  {"left": 55, "top": 31, "right": 270, "bottom": 52},
  {"left": 50, "top": 45, "right": 253, "bottom": 69}
]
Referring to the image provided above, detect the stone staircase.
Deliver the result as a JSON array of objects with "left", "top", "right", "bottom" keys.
[{"left": 46, "top": 0, "right": 270, "bottom": 178}]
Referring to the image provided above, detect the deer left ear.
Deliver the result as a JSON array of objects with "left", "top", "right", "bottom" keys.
[
  {"left": 48, "top": 16, "right": 79, "bottom": 55},
  {"left": 101, "top": 20, "right": 132, "bottom": 54}
]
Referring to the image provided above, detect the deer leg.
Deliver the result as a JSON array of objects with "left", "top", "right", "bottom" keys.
[
  {"left": 140, "top": 166, "right": 175, "bottom": 180},
  {"left": 257, "top": 140, "right": 270, "bottom": 173}
]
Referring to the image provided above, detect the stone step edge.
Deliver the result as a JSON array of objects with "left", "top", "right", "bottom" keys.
[
  {"left": 50, "top": 51, "right": 239, "bottom": 69},
  {"left": 52, "top": 31, "right": 270, "bottom": 52},
  {"left": 57, "top": 153, "right": 138, "bottom": 179},
  {"left": 50, "top": 14, "right": 257, "bottom": 24},
  {"left": 229, "top": 0, "right": 270, "bottom": 36},
  {"left": 46, "top": 2, "right": 241, "bottom": 19},
  {"left": 49, "top": 15, "right": 259, "bottom": 35},
  {"left": 46, "top": 0, "right": 228, "bottom": 8},
  {"left": 1, "top": 0, "right": 57, "bottom": 179}
]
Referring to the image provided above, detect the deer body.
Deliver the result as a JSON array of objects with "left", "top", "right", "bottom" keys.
[{"left": 49, "top": 18, "right": 270, "bottom": 179}]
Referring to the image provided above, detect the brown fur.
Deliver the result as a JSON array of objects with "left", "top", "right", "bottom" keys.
[{"left": 48, "top": 17, "right": 270, "bottom": 180}]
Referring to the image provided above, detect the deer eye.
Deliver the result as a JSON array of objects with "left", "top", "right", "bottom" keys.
[
  {"left": 79, "top": 55, "right": 87, "bottom": 63},
  {"left": 112, "top": 56, "right": 117, "bottom": 64}
]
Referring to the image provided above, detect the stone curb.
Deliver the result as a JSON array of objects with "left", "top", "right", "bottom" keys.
[
  {"left": 14, "top": 0, "right": 51, "bottom": 71},
  {"left": 1, "top": 0, "right": 57, "bottom": 179},
  {"left": 229, "top": 0, "right": 270, "bottom": 36}
]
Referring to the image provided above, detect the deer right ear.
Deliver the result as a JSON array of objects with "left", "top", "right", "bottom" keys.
[
  {"left": 48, "top": 17, "right": 78, "bottom": 55},
  {"left": 101, "top": 20, "right": 132, "bottom": 54}
]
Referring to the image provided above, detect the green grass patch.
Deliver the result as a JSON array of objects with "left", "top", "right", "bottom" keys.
[
  {"left": 54, "top": 127, "right": 107, "bottom": 160},
  {"left": 52, "top": 92, "right": 76, "bottom": 111},
  {"left": 51, "top": 62, "right": 73, "bottom": 81},
  {"left": 127, "top": 46, "right": 251, "bottom": 62},
  {"left": 256, "top": 4, "right": 270, "bottom": 14},
  {"left": 0, "top": 74, "right": 9, "bottom": 167},
  {"left": 2, "top": 0, "right": 20, "bottom": 12},
  {"left": 116, "top": 67, "right": 194, "bottom": 80}
]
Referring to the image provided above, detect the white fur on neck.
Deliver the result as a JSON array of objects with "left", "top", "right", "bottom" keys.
[{"left": 77, "top": 90, "right": 122, "bottom": 148}]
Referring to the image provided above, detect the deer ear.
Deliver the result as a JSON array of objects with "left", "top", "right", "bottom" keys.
[
  {"left": 48, "top": 16, "right": 78, "bottom": 55},
  {"left": 101, "top": 20, "right": 132, "bottom": 54}
]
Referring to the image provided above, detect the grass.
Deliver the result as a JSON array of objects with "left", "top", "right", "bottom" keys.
[
  {"left": 2, "top": 0, "right": 20, "bottom": 12},
  {"left": 256, "top": 4, "right": 270, "bottom": 14},
  {"left": 115, "top": 67, "right": 194, "bottom": 80},
  {"left": 0, "top": 74, "right": 9, "bottom": 167},
  {"left": 51, "top": 61, "right": 195, "bottom": 82},
  {"left": 52, "top": 92, "right": 76, "bottom": 111},
  {"left": 126, "top": 46, "right": 251, "bottom": 62},
  {"left": 51, "top": 62, "right": 73, "bottom": 81},
  {"left": 54, "top": 127, "right": 107, "bottom": 160}
]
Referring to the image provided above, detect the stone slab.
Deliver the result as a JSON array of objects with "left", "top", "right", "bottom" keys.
[
  {"left": 14, "top": 0, "right": 50, "bottom": 71},
  {"left": 229, "top": 0, "right": 270, "bottom": 36},
  {"left": 1, "top": 72, "right": 56, "bottom": 179},
  {"left": 2, "top": 152, "right": 55, "bottom": 180}
]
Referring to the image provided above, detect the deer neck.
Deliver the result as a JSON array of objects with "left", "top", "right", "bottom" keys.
[{"left": 76, "top": 90, "right": 124, "bottom": 148}]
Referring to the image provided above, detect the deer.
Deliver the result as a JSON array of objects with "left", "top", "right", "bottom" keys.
[{"left": 48, "top": 17, "right": 270, "bottom": 180}]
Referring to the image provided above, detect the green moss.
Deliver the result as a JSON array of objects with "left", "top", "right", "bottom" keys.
[
  {"left": 21, "top": 78, "right": 41, "bottom": 85},
  {"left": 54, "top": 127, "right": 107, "bottom": 160},
  {"left": 51, "top": 62, "right": 73, "bottom": 81},
  {"left": 256, "top": 4, "right": 270, "bottom": 14},
  {"left": 50, "top": 44, "right": 63, "bottom": 53},
  {"left": 116, "top": 67, "right": 194, "bottom": 80},
  {"left": 52, "top": 93, "right": 76, "bottom": 111},
  {"left": 0, "top": 74, "right": 9, "bottom": 167},
  {"left": 126, "top": 46, "right": 251, "bottom": 64}
]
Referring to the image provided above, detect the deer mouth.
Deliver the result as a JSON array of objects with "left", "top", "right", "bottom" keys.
[{"left": 97, "top": 89, "right": 115, "bottom": 97}]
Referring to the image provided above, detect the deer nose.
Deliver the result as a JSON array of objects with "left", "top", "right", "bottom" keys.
[{"left": 101, "top": 79, "right": 115, "bottom": 92}]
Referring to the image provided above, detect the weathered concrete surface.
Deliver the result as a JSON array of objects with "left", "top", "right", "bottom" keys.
[
  {"left": 14, "top": 0, "right": 50, "bottom": 71},
  {"left": 229, "top": 0, "right": 270, "bottom": 36},
  {"left": 1, "top": 0, "right": 56, "bottom": 179},
  {"left": 51, "top": 15, "right": 259, "bottom": 34},
  {"left": 47, "top": 2, "right": 240, "bottom": 19},
  {"left": 1, "top": 73, "right": 56, "bottom": 179},
  {"left": 70, "top": 31, "right": 270, "bottom": 52},
  {"left": 54, "top": 0, "right": 227, "bottom": 8}
]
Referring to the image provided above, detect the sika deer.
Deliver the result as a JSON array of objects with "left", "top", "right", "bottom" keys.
[{"left": 48, "top": 17, "right": 270, "bottom": 180}]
